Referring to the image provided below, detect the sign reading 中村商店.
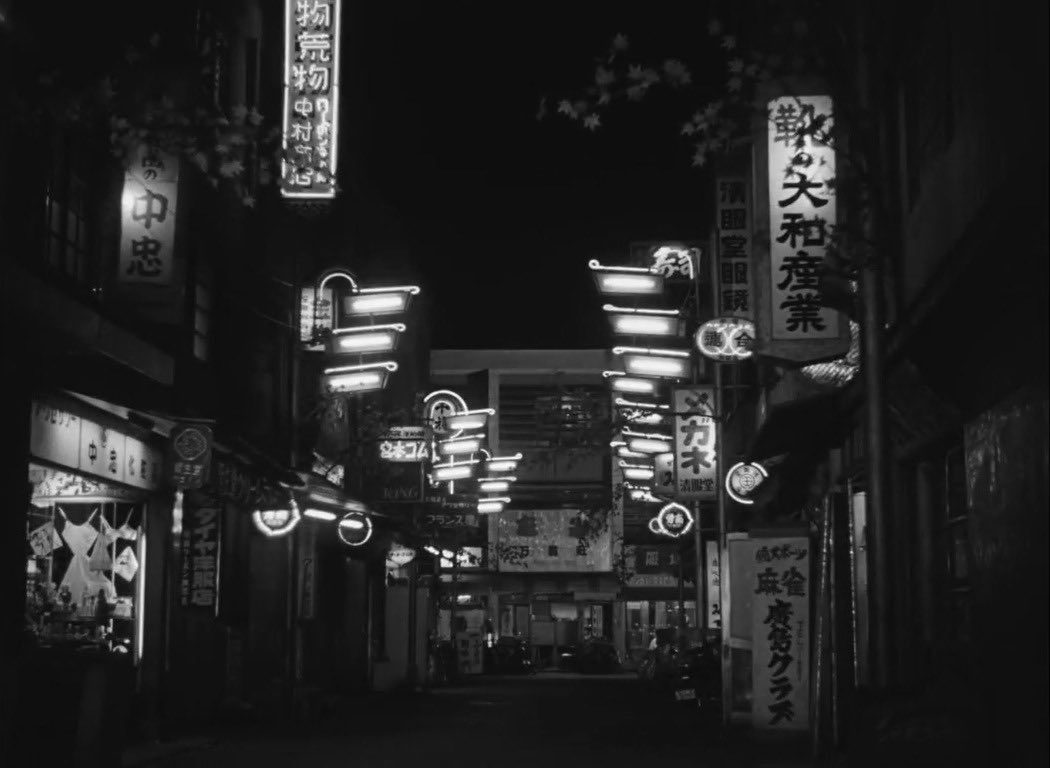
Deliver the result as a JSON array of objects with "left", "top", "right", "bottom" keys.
[
  {"left": 716, "top": 176, "right": 753, "bottom": 321},
  {"left": 119, "top": 146, "right": 179, "bottom": 284},
  {"left": 672, "top": 387, "right": 717, "bottom": 501},
  {"left": 751, "top": 536, "right": 810, "bottom": 731},
  {"left": 767, "top": 95, "right": 839, "bottom": 341},
  {"left": 281, "top": 0, "right": 341, "bottom": 199}
]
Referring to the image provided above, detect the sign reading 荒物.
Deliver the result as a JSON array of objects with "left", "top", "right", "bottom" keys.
[
  {"left": 767, "top": 95, "right": 839, "bottom": 341},
  {"left": 119, "top": 146, "right": 179, "bottom": 284},
  {"left": 672, "top": 387, "right": 717, "bottom": 501},
  {"left": 751, "top": 536, "right": 810, "bottom": 731},
  {"left": 716, "top": 176, "right": 753, "bottom": 320},
  {"left": 281, "top": 0, "right": 341, "bottom": 199}
]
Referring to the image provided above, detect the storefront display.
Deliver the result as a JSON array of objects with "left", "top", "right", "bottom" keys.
[{"left": 25, "top": 465, "right": 149, "bottom": 659}]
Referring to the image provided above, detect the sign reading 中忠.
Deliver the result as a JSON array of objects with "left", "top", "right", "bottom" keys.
[
  {"left": 767, "top": 95, "right": 840, "bottom": 341},
  {"left": 119, "top": 146, "right": 179, "bottom": 284},
  {"left": 751, "top": 536, "right": 810, "bottom": 731},
  {"left": 672, "top": 387, "right": 717, "bottom": 501},
  {"left": 282, "top": 0, "right": 341, "bottom": 199},
  {"left": 716, "top": 176, "right": 753, "bottom": 320}
]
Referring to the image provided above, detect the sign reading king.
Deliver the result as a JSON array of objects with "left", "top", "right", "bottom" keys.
[{"left": 281, "top": 0, "right": 341, "bottom": 199}]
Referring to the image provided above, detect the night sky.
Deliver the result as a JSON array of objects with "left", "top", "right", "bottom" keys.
[{"left": 345, "top": 1, "right": 719, "bottom": 349}]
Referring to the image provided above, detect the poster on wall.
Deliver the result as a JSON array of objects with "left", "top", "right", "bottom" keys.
[
  {"left": 119, "top": 145, "right": 179, "bottom": 284},
  {"left": 671, "top": 386, "right": 717, "bottom": 501},
  {"left": 494, "top": 509, "right": 612, "bottom": 572},
  {"left": 750, "top": 536, "right": 810, "bottom": 731}
]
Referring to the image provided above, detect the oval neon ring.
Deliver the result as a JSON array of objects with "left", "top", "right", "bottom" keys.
[{"left": 725, "top": 461, "right": 768, "bottom": 505}]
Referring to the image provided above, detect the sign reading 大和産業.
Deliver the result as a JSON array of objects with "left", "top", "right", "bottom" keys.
[
  {"left": 751, "top": 536, "right": 810, "bottom": 731},
  {"left": 119, "top": 146, "right": 179, "bottom": 284},
  {"left": 281, "top": 0, "right": 341, "bottom": 199}
]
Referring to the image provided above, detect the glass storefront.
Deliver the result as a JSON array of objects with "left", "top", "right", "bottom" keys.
[{"left": 625, "top": 600, "right": 697, "bottom": 664}]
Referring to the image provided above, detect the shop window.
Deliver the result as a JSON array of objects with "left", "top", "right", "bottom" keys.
[
  {"left": 25, "top": 487, "right": 148, "bottom": 661},
  {"left": 41, "top": 141, "right": 93, "bottom": 289}
]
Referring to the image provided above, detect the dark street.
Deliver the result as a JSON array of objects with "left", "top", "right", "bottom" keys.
[{"left": 129, "top": 673, "right": 811, "bottom": 768}]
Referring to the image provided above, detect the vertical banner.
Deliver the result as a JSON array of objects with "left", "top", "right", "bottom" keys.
[
  {"left": 767, "top": 95, "right": 840, "bottom": 341},
  {"left": 299, "top": 286, "right": 334, "bottom": 347},
  {"left": 715, "top": 176, "right": 753, "bottom": 320},
  {"left": 180, "top": 504, "right": 221, "bottom": 613},
  {"left": 751, "top": 536, "right": 811, "bottom": 731},
  {"left": 119, "top": 146, "right": 179, "bottom": 284},
  {"left": 170, "top": 422, "right": 213, "bottom": 490},
  {"left": 705, "top": 539, "right": 722, "bottom": 629},
  {"left": 653, "top": 451, "right": 675, "bottom": 496},
  {"left": 281, "top": 0, "right": 341, "bottom": 199},
  {"left": 672, "top": 386, "right": 717, "bottom": 501}
]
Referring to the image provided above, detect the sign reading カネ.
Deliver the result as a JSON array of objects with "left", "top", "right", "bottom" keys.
[
  {"left": 119, "top": 146, "right": 179, "bottom": 284},
  {"left": 672, "top": 387, "right": 717, "bottom": 501},
  {"left": 281, "top": 0, "right": 341, "bottom": 199},
  {"left": 751, "top": 536, "right": 810, "bottom": 731},
  {"left": 715, "top": 176, "right": 753, "bottom": 320},
  {"left": 170, "top": 423, "right": 213, "bottom": 490}
]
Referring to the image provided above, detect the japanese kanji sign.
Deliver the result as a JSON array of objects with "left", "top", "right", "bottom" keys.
[
  {"left": 180, "top": 504, "right": 221, "bottom": 612},
  {"left": 715, "top": 176, "right": 753, "bottom": 320},
  {"left": 170, "top": 422, "right": 213, "bottom": 490},
  {"left": 119, "top": 146, "right": 178, "bottom": 284},
  {"left": 281, "top": 0, "right": 341, "bottom": 199},
  {"left": 705, "top": 540, "right": 721, "bottom": 629},
  {"left": 378, "top": 426, "right": 429, "bottom": 462},
  {"left": 767, "top": 95, "right": 839, "bottom": 341},
  {"left": 494, "top": 509, "right": 611, "bottom": 572},
  {"left": 751, "top": 536, "right": 810, "bottom": 731},
  {"left": 672, "top": 386, "right": 717, "bottom": 501}
]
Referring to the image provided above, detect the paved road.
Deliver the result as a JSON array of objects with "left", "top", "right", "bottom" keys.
[{"left": 133, "top": 672, "right": 817, "bottom": 768}]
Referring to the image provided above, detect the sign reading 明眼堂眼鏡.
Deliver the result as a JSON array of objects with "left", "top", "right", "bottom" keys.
[
  {"left": 716, "top": 175, "right": 754, "bottom": 321},
  {"left": 751, "top": 536, "right": 810, "bottom": 731},
  {"left": 281, "top": 0, "right": 341, "bottom": 199},
  {"left": 119, "top": 146, "right": 179, "bottom": 285},
  {"left": 180, "top": 503, "right": 221, "bottom": 613},
  {"left": 671, "top": 387, "right": 717, "bottom": 501},
  {"left": 767, "top": 95, "right": 841, "bottom": 342}
]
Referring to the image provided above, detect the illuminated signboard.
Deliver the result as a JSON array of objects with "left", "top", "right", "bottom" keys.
[
  {"left": 649, "top": 502, "right": 694, "bottom": 538},
  {"left": 281, "top": 0, "right": 342, "bottom": 199},
  {"left": 725, "top": 461, "right": 768, "bottom": 505},
  {"left": 671, "top": 386, "right": 717, "bottom": 501},
  {"left": 767, "top": 95, "right": 839, "bottom": 340},
  {"left": 695, "top": 317, "right": 756, "bottom": 362},
  {"left": 119, "top": 146, "right": 179, "bottom": 284},
  {"left": 715, "top": 175, "right": 753, "bottom": 319},
  {"left": 378, "top": 426, "right": 429, "bottom": 462}
]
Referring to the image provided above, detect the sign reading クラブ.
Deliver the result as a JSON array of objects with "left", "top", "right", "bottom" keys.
[
  {"left": 716, "top": 176, "right": 753, "bottom": 320},
  {"left": 119, "top": 146, "right": 179, "bottom": 284},
  {"left": 767, "top": 95, "right": 839, "bottom": 341},
  {"left": 751, "top": 536, "right": 810, "bottom": 731},
  {"left": 281, "top": 0, "right": 341, "bottom": 199},
  {"left": 672, "top": 387, "right": 717, "bottom": 501}
]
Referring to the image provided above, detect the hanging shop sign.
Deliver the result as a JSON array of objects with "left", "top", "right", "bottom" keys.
[
  {"left": 212, "top": 456, "right": 287, "bottom": 509},
  {"left": 725, "top": 461, "right": 769, "bottom": 505},
  {"left": 627, "top": 545, "right": 688, "bottom": 590},
  {"left": 695, "top": 317, "right": 756, "bottom": 362},
  {"left": 652, "top": 451, "right": 675, "bottom": 496},
  {"left": 170, "top": 422, "right": 213, "bottom": 490},
  {"left": 751, "top": 535, "right": 811, "bottom": 731},
  {"left": 715, "top": 175, "right": 753, "bottom": 320},
  {"left": 386, "top": 544, "right": 417, "bottom": 570},
  {"left": 337, "top": 511, "right": 373, "bottom": 547},
  {"left": 423, "top": 389, "right": 468, "bottom": 437},
  {"left": 754, "top": 92, "right": 849, "bottom": 363},
  {"left": 180, "top": 504, "right": 221, "bottom": 612},
  {"left": 299, "top": 285, "right": 334, "bottom": 348},
  {"left": 650, "top": 502, "right": 694, "bottom": 538},
  {"left": 440, "top": 546, "right": 484, "bottom": 570},
  {"left": 378, "top": 426, "right": 429, "bottom": 462},
  {"left": 281, "top": 0, "right": 341, "bottom": 199},
  {"left": 671, "top": 387, "right": 717, "bottom": 501},
  {"left": 252, "top": 501, "right": 301, "bottom": 538},
  {"left": 630, "top": 241, "right": 701, "bottom": 281},
  {"left": 705, "top": 540, "right": 721, "bottom": 629},
  {"left": 29, "top": 399, "right": 162, "bottom": 491},
  {"left": 119, "top": 146, "right": 179, "bottom": 284}
]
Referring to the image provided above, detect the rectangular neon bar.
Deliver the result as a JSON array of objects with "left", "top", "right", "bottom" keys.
[
  {"left": 303, "top": 508, "right": 337, "bottom": 521},
  {"left": 627, "top": 438, "right": 673, "bottom": 454},
  {"left": 439, "top": 437, "right": 483, "bottom": 456},
  {"left": 477, "top": 501, "right": 505, "bottom": 514},
  {"left": 617, "top": 446, "right": 648, "bottom": 459},
  {"left": 609, "top": 314, "right": 679, "bottom": 336},
  {"left": 322, "top": 370, "right": 385, "bottom": 393},
  {"left": 445, "top": 413, "right": 490, "bottom": 431},
  {"left": 433, "top": 464, "right": 473, "bottom": 481},
  {"left": 623, "top": 354, "right": 691, "bottom": 379},
  {"left": 623, "top": 467, "right": 655, "bottom": 481},
  {"left": 329, "top": 324, "right": 404, "bottom": 354},
  {"left": 608, "top": 376, "right": 658, "bottom": 394},
  {"left": 595, "top": 273, "right": 664, "bottom": 296},
  {"left": 479, "top": 480, "right": 510, "bottom": 493},
  {"left": 344, "top": 292, "right": 409, "bottom": 316}
]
